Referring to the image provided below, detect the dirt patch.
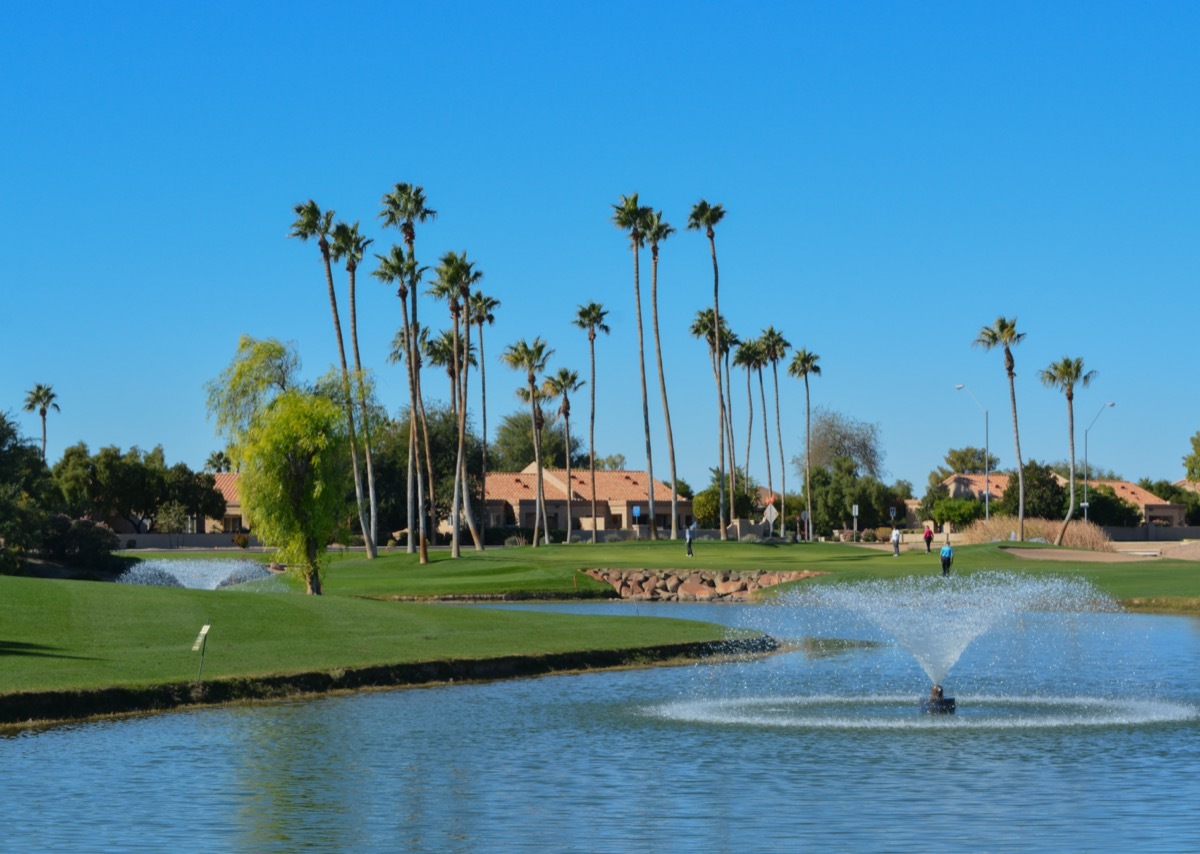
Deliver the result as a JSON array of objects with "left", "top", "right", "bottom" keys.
[{"left": 1000, "top": 547, "right": 1153, "bottom": 563}]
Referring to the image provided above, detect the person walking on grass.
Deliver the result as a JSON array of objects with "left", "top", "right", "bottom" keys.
[
  {"left": 891, "top": 526, "right": 901, "bottom": 557},
  {"left": 685, "top": 522, "right": 695, "bottom": 557},
  {"left": 923, "top": 525, "right": 934, "bottom": 553},
  {"left": 940, "top": 539, "right": 954, "bottom": 577}
]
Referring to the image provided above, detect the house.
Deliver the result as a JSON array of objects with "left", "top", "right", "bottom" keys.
[
  {"left": 484, "top": 464, "right": 693, "bottom": 533},
  {"left": 941, "top": 472, "right": 1186, "bottom": 526},
  {"left": 207, "top": 472, "right": 246, "bottom": 533}
]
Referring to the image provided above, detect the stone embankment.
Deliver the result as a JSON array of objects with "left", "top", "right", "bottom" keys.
[{"left": 584, "top": 569, "right": 822, "bottom": 601}]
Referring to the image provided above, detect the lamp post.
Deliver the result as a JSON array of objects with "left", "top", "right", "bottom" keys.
[
  {"left": 955, "top": 384, "right": 989, "bottom": 520},
  {"left": 1083, "top": 401, "right": 1116, "bottom": 522}
]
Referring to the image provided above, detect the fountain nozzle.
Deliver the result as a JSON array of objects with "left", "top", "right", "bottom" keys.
[{"left": 920, "top": 684, "right": 956, "bottom": 714}]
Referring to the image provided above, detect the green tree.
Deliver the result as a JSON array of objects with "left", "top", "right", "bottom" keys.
[
  {"left": 22, "top": 384, "right": 60, "bottom": 462},
  {"left": 687, "top": 199, "right": 728, "bottom": 539},
  {"left": 204, "top": 450, "right": 232, "bottom": 473},
  {"left": 612, "top": 193, "right": 659, "bottom": 539},
  {"left": 501, "top": 338, "right": 553, "bottom": 546},
  {"left": 788, "top": 347, "right": 821, "bottom": 542},
  {"left": 1084, "top": 484, "right": 1143, "bottom": 527},
  {"left": 204, "top": 336, "right": 299, "bottom": 464},
  {"left": 239, "top": 390, "right": 351, "bottom": 595},
  {"left": 490, "top": 411, "right": 583, "bottom": 473},
  {"left": 573, "top": 301, "right": 610, "bottom": 543},
  {"left": 802, "top": 407, "right": 885, "bottom": 479},
  {"left": 1184, "top": 432, "right": 1200, "bottom": 483},
  {"left": 0, "top": 412, "right": 55, "bottom": 572},
  {"left": 929, "top": 446, "right": 1001, "bottom": 485},
  {"left": 645, "top": 210, "right": 679, "bottom": 539},
  {"left": 1039, "top": 356, "right": 1098, "bottom": 545},
  {"left": 994, "top": 460, "right": 1066, "bottom": 521},
  {"left": 331, "top": 220, "right": 379, "bottom": 557},
  {"left": 974, "top": 317, "right": 1027, "bottom": 540},
  {"left": 289, "top": 201, "right": 374, "bottom": 558},
  {"left": 931, "top": 497, "right": 984, "bottom": 530}
]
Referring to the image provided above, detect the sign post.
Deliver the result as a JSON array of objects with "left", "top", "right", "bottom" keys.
[
  {"left": 192, "top": 624, "right": 211, "bottom": 681},
  {"left": 852, "top": 504, "right": 859, "bottom": 542}
]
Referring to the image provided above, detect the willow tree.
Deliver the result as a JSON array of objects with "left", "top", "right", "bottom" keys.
[
  {"left": 239, "top": 390, "right": 350, "bottom": 595},
  {"left": 687, "top": 200, "right": 728, "bottom": 538},
  {"left": 573, "top": 302, "right": 610, "bottom": 543},
  {"left": 612, "top": 193, "right": 658, "bottom": 538},
  {"left": 975, "top": 316, "right": 1027, "bottom": 540},
  {"left": 22, "top": 383, "right": 59, "bottom": 461},
  {"left": 1039, "top": 356, "right": 1097, "bottom": 546}
]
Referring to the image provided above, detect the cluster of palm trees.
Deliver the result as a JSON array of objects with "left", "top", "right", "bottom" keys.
[
  {"left": 974, "top": 316, "right": 1098, "bottom": 545},
  {"left": 292, "top": 185, "right": 504, "bottom": 563}
]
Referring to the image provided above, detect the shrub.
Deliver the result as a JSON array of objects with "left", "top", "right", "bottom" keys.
[
  {"left": 860, "top": 529, "right": 878, "bottom": 543},
  {"left": 960, "top": 515, "right": 1113, "bottom": 551},
  {"left": 504, "top": 534, "right": 528, "bottom": 547},
  {"left": 41, "top": 516, "right": 120, "bottom": 568},
  {"left": 231, "top": 533, "right": 250, "bottom": 549}
]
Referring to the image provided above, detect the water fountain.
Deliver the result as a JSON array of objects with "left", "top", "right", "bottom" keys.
[
  {"left": 118, "top": 558, "right": 277, "bottom": 590},
  {"left": 652, "top": 571, "right": 1196, "bottom": 729}
]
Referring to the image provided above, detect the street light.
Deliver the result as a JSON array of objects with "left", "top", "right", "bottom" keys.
[
  {"left": 955, "top": 384, "right": 990, "bottom": 520},
  {"left": 1083, "top": 401, "right": 1116, "bottom": 522}
]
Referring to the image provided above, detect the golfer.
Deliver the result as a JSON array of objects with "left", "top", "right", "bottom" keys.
[{"left": 940, "top": 540, "right": 954, "bottom": 576}]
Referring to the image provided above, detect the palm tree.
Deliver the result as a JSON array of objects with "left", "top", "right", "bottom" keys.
[
  {"left": 1040, "top": 356, "right": 1097, "bottom": 546},
  {"left": 331, "top": 220, "right": 379, "bottom": 558},
  {"left": 722, "top": 328, "right": 741, "bottom": 502},
  {"left": 544, "top": 368, "right": 584, "bottom": 541},
  {"left": 687, "top": 200, "right": 728, "bottom": 539},
  {"left": 501, "top": 338, "right": 554, "bottom": 546},
  {"left": 751, "top": 339, "right": 774, "bottom": 515},
  {"left": 470, "top": 290, "right": 501, "bottom": 543},
  {"left": 732, "top": 340, "right": 759, "bottom": 489},
  {"left": 788, "top": 348, "right": 821, "bottom": 542},
  {"left": 612, "top": 193, "right": 658, "bottom": 539},
  {"left": 974, "top": 316, "right": 1028, "bottom": 540},
  {"left": 289, "top": 200, "right": 373, "bottom": 558},
  {"left": 643, "top": 210, "right": 680, "bottom": 539},
  {"left": 760, "top": 326, "right": 791, "bottom": 536},
  {"left": 690, "top": 308, "right": 737, "bottom": 516},
  {"left": 573, "top": 302, "right": 610, "bottom": 543},
  {"left": 430, "top": 251, "right": 484, "bottom": 555},
  {"left": 204, "top": 449, "right": 232, "bottom": 474},
  {"left": 22, "top": 383, "right": 59, "bottom": 461},
  {"left": 375, "top": 247, "right": 431, "bottom": 559}
]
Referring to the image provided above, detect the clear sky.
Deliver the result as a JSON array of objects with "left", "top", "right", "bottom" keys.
[{"left": 3, "top": 2, "right": 1198, "bottom": 497}]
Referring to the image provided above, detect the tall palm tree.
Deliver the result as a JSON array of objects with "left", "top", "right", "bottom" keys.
[
  {"left": 22, "top": 383, "right": 59, "bottom": 461},
  {"left": 751, "top": 340, "right": 774, "bottom": 515},
  {"left": 331, "top": 220, "right": 379, "bottom": 558},
  {"left": 430, "top": 252, "right": 484, "bottom": 555},
  {"left": 289, "top": 200, "right": 373, "bottom": 558},
  {"left": 501, "top": 337, "right": 554, "bottom": 547},
  {"left": 470, "top": 290, "right": 501, "bottom": 543},
  {"left": 722, "top": 328, "right": 741, "bottom": 502},
  {"left": 787, "top": 348, "right": 821, "bottom": 542},
  {"left": 974, "top": 316, "right": 1028, "bottom": 540},
  {"left": 760, "top": 326, "right": 791, "bottom": 536},
  {"left": 544, "top": 368, "right": 584, "bottom": 541},
  {"left": 690, "top": 308, "right": 737, "bottom": 510},
  {"left": 379, "top": 184, "right": 437, "bottom": 561},
  {"left": 573, "top": 302, "right": 610, "bottom": 543},
  {"left": 644, "top": 210, "right": 680, "bottom": 539},
  {"left": 612, "top": 193, "right": 658, "bottom": 539},
  {"left": 732, "top": 340, "right": 759, "bottom": 489},
  {"left": 374, "top": 246, "right": 431, "bottom": 560},
  {"left": 687, "top": 200, "right": 728, "bottom": 539},
  {"left": 1040, "top": 356, "right": 1097, "bottom": 546}
]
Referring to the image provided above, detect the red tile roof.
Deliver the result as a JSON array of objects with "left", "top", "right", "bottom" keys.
[
  {"left": 212, "top": 472, "right": 240, "bottom": 505},
  {"left": 485, "top": 468, "right": 679, "bottom": 504}
]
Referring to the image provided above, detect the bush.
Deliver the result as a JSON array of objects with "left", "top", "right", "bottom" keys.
[
  {"left": 960, "top": 515, "right": 1113, "bottom": 550},
  {"left": 41, "top": 515, "right": 120, "bottom": 568},
  {"left": 860, "top": 529, "right": 877, "bottom": 543},
  {"left": 504, "top": 534, "right": 528, "bottom": 547},
  {"left": 231, "top": 532, "right": 250, "bottom": 549}
]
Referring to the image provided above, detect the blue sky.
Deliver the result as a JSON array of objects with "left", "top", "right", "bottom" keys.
[{"left": 3, "top": 2, "right": 1198, "bottom": 495}]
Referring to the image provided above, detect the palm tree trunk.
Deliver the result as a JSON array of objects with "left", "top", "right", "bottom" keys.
[
  {"left": 449, "top": 316, "right": 463, "bottom": 558},
  {"left": 588, "top": 336, "right": 599, "bottom": 544},
  {"left": 404, "top": 241, "right": 430, "bottom": 563},
  {"left": 1006, "top": 356, "right": 1026, "bottom": 541},
  {"left": 478, "top": 324, "right": 490, "bottom": 547},
  {"left": 772, "top": 361, "right": 786, "bottom": 538},
  {"left": 725, "top": 350, "right": 737, "bottom": 502},
  {"left": 347, "top": 265, "right": 378, "bottom": 558},
  {"left": 458, "top": 318, "right": 483, "bottom": 550},
  {"left": 40, "top": 413, "right": 47, "bottom": 461},
  {"left": 650, "top": 251, "right": 678, "bottom": 539},
  {"left": 708, "top": 233, "right": 727, "bottom": 540},
  {"left": 743, "top": 368, "right": 753, "bottom": 488},
  {"left": 564, "top": 416, "right": 574, "bottom": 541},
  {"left": 398, "top": 297, "right": 424, "bottom": 560},
  {"left": 758, "top": 368, "right": 774, "bottom": 512},
  {"left": 321, "top": 246, "right": 371, "bottom": 557},
  {"left": 406, "top": 421, "right": 416, "bottom": 554},
  {"left": 804, "top": 376, "right": 813, "bottom": 543},
  {"left": 1056, "top": 394, "right": 1077, "bottom": 546},
  {"left": 631, "top": 241, "right": 657, "bottom": 540}
]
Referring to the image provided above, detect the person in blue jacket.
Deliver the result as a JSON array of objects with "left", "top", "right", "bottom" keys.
[{"left": 939, "top": 540, "right": 954, "bottom": 577}]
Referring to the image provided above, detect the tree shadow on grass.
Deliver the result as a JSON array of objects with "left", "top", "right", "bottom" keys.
[{"left": 0, "top": 641, "right": 97, "bottom": 660}]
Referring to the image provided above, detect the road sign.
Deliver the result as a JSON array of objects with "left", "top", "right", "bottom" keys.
[
  {"left": 889, "top": 507, "right": 897, "bottom": 520},
  {"left": 852, "top": 504, "right": 859, "bottom": 517},
  {"left": 764, "top": 504, "right": 779, "bottom": 524}
]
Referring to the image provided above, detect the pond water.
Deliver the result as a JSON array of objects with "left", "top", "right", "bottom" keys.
[{"left": 3, "top": 585, "right": 1199, "bottom": 851}]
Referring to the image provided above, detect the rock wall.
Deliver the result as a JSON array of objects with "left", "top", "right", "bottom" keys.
[{"left": 584, "top": 569, "right": 821, "bottom": 601}]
